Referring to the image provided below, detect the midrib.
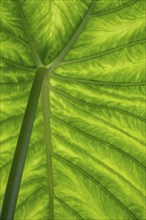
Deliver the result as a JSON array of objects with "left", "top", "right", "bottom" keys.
[
  {"left": 15, "top": 0, "right": 96, "bottom": 219},
  {"left": 41, "top": 76, "right": 54, "bottom": 219}
]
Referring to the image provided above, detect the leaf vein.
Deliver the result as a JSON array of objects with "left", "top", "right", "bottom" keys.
[
  {"left": 53, "top": 133, "right": 145, "bottom": 198},
  {"left": 51, "top": 87, "right": 146, "bottom": 122},
  {"left": 61, "top": 39, "right": 146, "bottom": 65},
  {"left": 53, "top": 153, "right": 137, "bottom": 220},
  {"left": 51, "top": 115, "right": 145, "bottom": 170}
]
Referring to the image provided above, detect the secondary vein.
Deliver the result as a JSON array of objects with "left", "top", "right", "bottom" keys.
[
  {"left": 60, "top": 39, "right": 146, "bottom": 65},
  {"left": 46, "top": 0, "right": 96, "bottom": 71}
]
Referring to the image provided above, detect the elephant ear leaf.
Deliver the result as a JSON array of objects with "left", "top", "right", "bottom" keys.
[{"left": 0, "top": 0, "right": 145, "bottom": 219}]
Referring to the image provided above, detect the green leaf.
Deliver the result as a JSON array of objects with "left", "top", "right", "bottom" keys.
[{"left": 0, "top": 0, "right": 145, "bottom": 219}]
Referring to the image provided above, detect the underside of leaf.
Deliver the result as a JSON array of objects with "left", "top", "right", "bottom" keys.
[{"left": 0, "top": 0, "right": 146, "bottom": 219}]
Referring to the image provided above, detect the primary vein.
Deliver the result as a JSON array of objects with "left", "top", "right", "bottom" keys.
[
  {"left": 41, "top": 1, "right": 97, "bottom": 219},
  {"left": 15, "top": 0, "right": 42, "bottom": 68},
  {"left": 41, "top": 75, "right": 54, "bottom": 220}
]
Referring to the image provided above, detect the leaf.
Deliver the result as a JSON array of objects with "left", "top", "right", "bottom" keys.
[{"left": 0, "top": 0, "right": 145, "bottom": 219}]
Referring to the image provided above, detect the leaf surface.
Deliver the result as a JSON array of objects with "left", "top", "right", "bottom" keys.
[{"left": 0, "top": 0, "right": 146, "bottom": 219}]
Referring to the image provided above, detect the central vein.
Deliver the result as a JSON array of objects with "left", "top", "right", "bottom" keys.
[
  {"left": 41, "top": 74, "right": 54, "bottom": 219},
  {"left": 41, "top": 1, "right": 96, "bottom": 219}
]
